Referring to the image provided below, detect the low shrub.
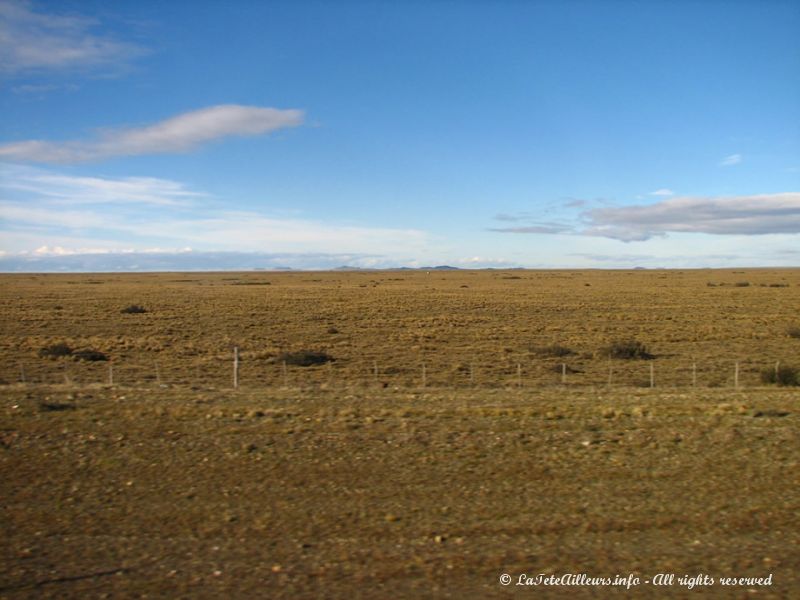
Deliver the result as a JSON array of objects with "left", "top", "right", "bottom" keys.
[
  {"left": 734, "top": 281, "right": 750, "bottom": 287},
  {"left": 121, "top": 305, "right": 147, "bottom": 314},
  {"left": 534, "top": 345, "right": 574, "bottom": 357},
  {"left": 38, "top": 343, "right": 73, "bottom": 358},
  {"left": 603, "top": 340, "right": 654, "bottom": 360},
  {"left": 787, "top": 326, "right": 800, "bottom": 339},
  {"left": 279, "top": 350, "right": 333, "bottom": 367},
  {"left": 760, "top": 365, "right": 799, "bottom": 386},
  {"left": 73, "top": 349, "right": 108, "bottom": 362}
]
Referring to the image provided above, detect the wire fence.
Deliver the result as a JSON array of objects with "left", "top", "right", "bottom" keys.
[{"left": 3, "top": 350, "right": 797, "bottom": 391}]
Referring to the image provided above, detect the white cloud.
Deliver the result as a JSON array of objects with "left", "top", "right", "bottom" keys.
[
  {"left": 0, "top": 104, "right": 305, "bottom": 163},
  {"left": 1, "top": 164, "right": 203, "bottom": 206},
  {"left": 649, "top": 188, "right": 674, "bottom": 196},
  {"left": 719, "top": 153, "right": 742, "bottom": 167},
  {"left": 11, "top": 82, "right": 79, "bottom": 94},
  {"left": 583, "top": 193, "right": 800, "bottom": 241},
  {"left": 0, "top": 167, "right": 429, "bottom": 257},
  {"left": 0, "top": 0, "right": 147, "bottom": 75}
]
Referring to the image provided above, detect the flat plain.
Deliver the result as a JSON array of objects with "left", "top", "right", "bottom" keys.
[{"left": 1, "top": 269, "right": 799, "bottom": 598}]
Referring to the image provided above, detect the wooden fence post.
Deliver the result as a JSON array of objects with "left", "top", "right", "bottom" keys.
[
  {"left": 650, "top": 363, "right": 655, "bottom": 388},
  {"left": 233, "top": 347, "right": 239, "bottom": 389}
]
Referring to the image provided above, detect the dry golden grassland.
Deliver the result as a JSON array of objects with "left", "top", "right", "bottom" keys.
[
  {"left": 1, "top": 269, "right": 799, "bottom": 388},
  {"left": 1, "top": 270, "right": 799, "bottom": 598}
]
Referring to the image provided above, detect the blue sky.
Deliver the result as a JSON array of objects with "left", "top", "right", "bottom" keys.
[{"left": 1, "top": 0, "right": 798, "bottom": 270}]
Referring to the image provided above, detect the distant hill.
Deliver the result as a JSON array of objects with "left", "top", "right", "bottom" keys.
[{"left": 419, "top": 265, "right": 460, "bottom": 271}]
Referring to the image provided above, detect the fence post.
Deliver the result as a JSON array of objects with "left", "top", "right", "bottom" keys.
[
  {"left": 650, "top": 363, "right": 655, "bottom": 388},
  {"left": 108, "top": 364, "right": 114, "bottom": 386},
  {"left": 233, "top": 347, "right": 239, "bottom": 389},
  {"left": 734, "top": 361, "right": 739, "bottom": 389},
  {"left": 561, "top": 363, "right": 567, "bottom": 384},
  {"left": 373, "top": 360, "right": 379, "bottom": 385},
  {"left": 692, "top": 362, "right": 697, "bottom": 388},
  {"left": 422, "top": 363, "right": 427, "bottom": 388},
  {"left": 517, "top": 363, "right": 522, "bottom": 388}
]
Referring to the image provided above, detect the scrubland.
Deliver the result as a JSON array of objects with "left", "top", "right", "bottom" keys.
[{"left": 1, "top": 270, "right": 799, "bottom": 598}]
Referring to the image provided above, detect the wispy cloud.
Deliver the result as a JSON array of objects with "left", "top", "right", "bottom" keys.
[
  {"left": 0, "top": 0, "right": 147, "bottom": 75},
  {"left": 11, "top": 82, "right": 79, "bottom": 94},
  {"left": 1, "top": 164, "right": 203, "bottom": 206},
  {"left": 719, "top": 153, "right": 742, "bottom": 167},
  {"left": 583, "top": 193, "right": 800, "bottom": 241},
  {"left": 0, "top": 250, "right": 393, "bottom": 272},
  {"left": 0, "top": 104, "right": 305, "bottom": 163},
  {"left": 0, "top": 167, "right": 428, "bottom": 257},
  {"left": 649, "top": 188, "right": 674, "bottom": 196},
  {"left": 493, "top": 212, "right": 536, "bottom": 222},
  {"left": 490, "top": 211, "right": 572, "bottom": 233},
  {"left": 488, "top": 224, "right": 571, "bottom": 234}
]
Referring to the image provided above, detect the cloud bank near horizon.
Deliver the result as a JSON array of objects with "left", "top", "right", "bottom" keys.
[
  {"left": 0, "top": 105, "right": 305, "bottom": 163},
  {"left": 491, "top": 193, "right": 800, "bottom": 242},
  {"left": 0, "top": 165, "right": 431, "bottom": 264}
]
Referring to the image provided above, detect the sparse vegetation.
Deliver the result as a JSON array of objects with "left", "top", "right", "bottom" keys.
[
  {"left": 73, "top": 349, "right": 109, "bottom": 362},
  {"left": 760, "top": 365, "right": 800, "bottom": 386},
  {"left": 534, "top": 344, "right": 574, "bottom": 357},
  {"left": 279, "top": 350, "right": 334, "bottom": 367},
  {"left": 603, "top": 340, "right": 654, "bottom": 360},
  {"left": 787, "top": 326, "right": 800, "bottom": 339},
  {"left": 734, "top": 281, "right": 750, "bottom": 287},
  {"left": 2, "top": 271, "right": 800, "bottom": 598},
  {"left": 38, "top": 342, "right": 73, "bottom": 358}
]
